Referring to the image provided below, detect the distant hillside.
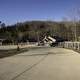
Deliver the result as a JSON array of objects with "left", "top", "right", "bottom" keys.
[{"left": 0, "top": 21, "right": 80, "bottom": 42}]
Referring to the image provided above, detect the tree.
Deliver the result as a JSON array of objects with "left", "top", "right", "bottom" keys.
[
  {"left": 0, "top": 21, "right": 1, "bottom": 28},
  {"left": 0, "top": 21, "right": 6, "bottom": 29},
  {"left": 63, "top": 8, "right": 80, "bottom": 41}
]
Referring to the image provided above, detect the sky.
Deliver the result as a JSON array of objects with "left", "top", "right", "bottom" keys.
[{"left": 0, "top": 0, "right": 80, "bottom": 25}]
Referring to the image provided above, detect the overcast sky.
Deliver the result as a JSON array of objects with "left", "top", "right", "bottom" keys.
[{"left": 0, "top": 0, "right": 80, "bottom": 25}]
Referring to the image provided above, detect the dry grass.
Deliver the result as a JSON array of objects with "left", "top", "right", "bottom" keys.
[{"left": 0, "top": 48, "right": 28, "bottom": 58}]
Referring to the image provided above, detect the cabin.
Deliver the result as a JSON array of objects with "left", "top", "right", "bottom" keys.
[
  {"left": 38, "top": 36, "right": 67, "bottom": 47},
  {"left": 43, "top": 36, "right": 56, "bottom": 46},
  {"left": 38, "top": 36, "right": 56, "bottom": 46}
]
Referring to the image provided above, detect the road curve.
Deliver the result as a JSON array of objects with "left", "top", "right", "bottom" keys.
[{"left": 0, "top": 47, "right": 80, "bottom": 80}]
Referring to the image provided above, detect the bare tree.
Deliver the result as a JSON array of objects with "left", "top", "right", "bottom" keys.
[
  {"left": 0, "top": 21, "right": 2, "bottom": 28},
  {"left": 64, "top": 8, "right": 80, "bottom": 41}
]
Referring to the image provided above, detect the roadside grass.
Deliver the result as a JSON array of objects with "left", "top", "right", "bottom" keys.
[
  {"left": 72, "top": 49, "right": 80, "bottom": 54},
  {"left": 0, "top": 48, "right": 29, "bottom": 58},
  {"left": 0, "top": 46, "right": 51, "bottom": 59},
  {"left": 60, "top": 47, "right": 80, "bottom": 54}
]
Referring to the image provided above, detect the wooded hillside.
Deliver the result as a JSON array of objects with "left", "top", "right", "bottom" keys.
[{"left": 0, "top": 21, "right": 80, "bottom": 43}]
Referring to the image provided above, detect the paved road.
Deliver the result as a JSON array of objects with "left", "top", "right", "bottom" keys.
[{"left": 0, "top": 47, "right": 80, "bottom": 80}]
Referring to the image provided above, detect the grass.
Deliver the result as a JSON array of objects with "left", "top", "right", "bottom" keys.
[
  {"left": 0, "top": 48, "right": 29, "bottom": 58},
  {"left": 60, "top": 47, "right": 80, "bottom": 54},
  {"left": 0, "top": 46, "right": 51, "bottom": 59}
]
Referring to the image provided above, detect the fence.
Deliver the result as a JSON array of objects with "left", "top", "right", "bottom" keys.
[
  {"left": 58, "top": 41, "right": 80, "bottom": 51},
  {"left": 0, "top": 42, "right": 38, "bottom": 50}
]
